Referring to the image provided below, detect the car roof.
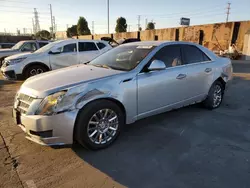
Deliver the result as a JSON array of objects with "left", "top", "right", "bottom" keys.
[
  {"left": 18, "top": 40, "right": 49, "bottom": 43},
  {"left": 122, "top": 41, "right": 203, "bottom": 47},
  {"left": 58, "top": 39, "right": 108, "bottom": 43}
]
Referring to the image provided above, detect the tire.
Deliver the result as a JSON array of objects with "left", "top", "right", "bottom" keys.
[
  {"left": 203, "top": 81, "right": 224, "bottom": 110},
  {"left": 75, "top": 100, "right": 125, "bottom": 150},
  {"left": 24, "top": 65, "right": 47, "bottom": 79},
  {"left": 0, "top": 57, "right": 6, "bottom": 67}
]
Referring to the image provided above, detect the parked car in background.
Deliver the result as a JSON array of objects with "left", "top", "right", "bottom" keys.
[
  {"left": 1, "top": 39, "right": 112, "bottom": 79},
  {"left": 101, "top": 37, "right": 141, "bottom": 47},
  {"left": 0, "top": 43, "right": 16, "bottom": 49},
  {"left": 12, "top": 41, "right": 233, "bottom": 150},
  {"left": 0, "top": 40, "right": 49, "bottom": 66}
]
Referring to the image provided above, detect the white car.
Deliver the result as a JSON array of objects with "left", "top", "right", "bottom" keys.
[{"left": 1, "top": 39, "right": 112, "bottom": 79}]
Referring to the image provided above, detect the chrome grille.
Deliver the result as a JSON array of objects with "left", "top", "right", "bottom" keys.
[{"left": 16, "top": 93, "right": 34, "bottom": 114}]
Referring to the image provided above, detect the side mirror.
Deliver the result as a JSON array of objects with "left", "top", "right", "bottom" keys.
[
  {"left": 49, "top": 49, "right": 61, "bottom": 55},
  {"left": 148, "top": 60, "right": 166, "bottom": 71}
]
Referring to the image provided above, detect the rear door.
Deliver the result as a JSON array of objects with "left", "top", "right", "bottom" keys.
[
  {"left": 181, "top": 44, "right": 213, "bottom": 97},
  {"left": 50, "top": 42, "right": 78, "bottom": 70},
  {"left": 78, "top": 42, "right": 100, "bottom": 64}
]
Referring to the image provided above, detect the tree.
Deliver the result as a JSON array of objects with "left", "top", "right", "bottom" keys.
[
  {"left": 115, "top": 17, "right": 127, "bottom": 33},
  {"left": 146, "top": 22, "right": 155, "bottom": 30},
  {"left": 77, "top": 17, "right": 91, "bottom": 35},
  {"left": 67, "top": 25, "right": 77, "bottom": 37},
  {"left": 35, "top": 30, "right": 50, "bottom": 39}
]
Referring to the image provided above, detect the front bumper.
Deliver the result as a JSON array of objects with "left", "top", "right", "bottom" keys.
[
  {"left": 13, "top": 109, "right": 79, "bottom": 146},
  {"left": 1, "top": 64, "right": 23, "bottom": 80}
]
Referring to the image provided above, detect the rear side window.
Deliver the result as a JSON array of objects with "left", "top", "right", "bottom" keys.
[
  {"left": 153, "top": 45, "right": 182, "bottom": 68},
  {"left": 79, "top": 42, "right": 98, "bottom": 51},
  {"left": 97, "top": 42, "right": 106, "bottom": 49},
  {"left": 182, "top": 45, "right": 210, "bottom": 64},
  {"left": 39, "top": 42, "right": 48, "bottom": 48}
]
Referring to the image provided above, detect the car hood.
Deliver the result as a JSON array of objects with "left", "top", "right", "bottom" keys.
[
  {"left": 5, "top": 52, "right": 32, "bottom": 60},
  {"left": 20, "top": 65, "right": 123, "bottom": 98}
]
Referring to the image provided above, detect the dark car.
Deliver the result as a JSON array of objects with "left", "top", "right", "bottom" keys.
[
  {"left": 0, "top": 43, "right": 15, "bottom": 49},
  {"left": 101, "top": 37, "right": 141, "bottom": 47}
]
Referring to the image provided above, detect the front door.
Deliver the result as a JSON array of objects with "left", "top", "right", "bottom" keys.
[
  {"left": 137, "top": 45, "right": 190, "bottom": 116},
  {"left": 50, "top": 42, "right": 78, "bottom": 70}
]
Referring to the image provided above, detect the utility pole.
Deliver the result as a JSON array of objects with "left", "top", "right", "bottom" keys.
[
  {"left": 32, "top": 18, "right": 35, "bottom": 34},
  {"left": 49, "top": 4, "right": 53, "bottom": 37},
  {"left": 137, "top": 15, "right": 141, "bottom": 31},
  {"left": 33, "top": 8, "right": 40, "bottom": 34},
  {"left": 128, "top": 25, "right": 131, "bottom": 32},
  {"left": 226, "top": 2, "right": 231, "bottom": 23},
  {"left": 92, "top": 21, "right": 94, "bottom": 35},
  {"left": 145, "top": 18, "right": 148, "bottom": 29},
  {"left": 107, "top": 0, "right": 109, "bottom": 34},
  {"left": 53, "top": 16, "right": 56, "bottom": 33}
]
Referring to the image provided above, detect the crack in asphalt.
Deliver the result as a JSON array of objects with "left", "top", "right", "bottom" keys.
[{"left": 0, "top": 132, "right": 24, "bottom": 188}]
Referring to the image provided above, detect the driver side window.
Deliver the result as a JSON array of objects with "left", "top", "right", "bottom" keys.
[
  {"left": 21, "top": 42, "right": 37, "bottom": 52},
  {"left": 58, "top": 43, "right": 77, "bottom": 53},
  {"left": 153, "top": 45, "right": 182, "bottom": 68}
]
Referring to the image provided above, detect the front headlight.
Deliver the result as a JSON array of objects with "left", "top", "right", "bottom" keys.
[
  {"left": 36, "top": 91, "right": 67, "bottom": 115},
  {"left": 9, "top": 57, "right": 27, "bottom": 65}
]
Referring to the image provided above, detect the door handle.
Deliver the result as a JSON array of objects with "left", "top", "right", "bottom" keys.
[
  {"left": 205, "top": 68, "right": 212, "bottom": 73},
  {"left": 176, "top": 74, "right": 186, "bottom": 80},
  {"left": 122, "top": 78, "right": 133, "bottom": 83}
]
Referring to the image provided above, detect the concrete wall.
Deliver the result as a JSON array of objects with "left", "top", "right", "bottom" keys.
[
  {"left": 113, "top": 32, "right": 138, "bottom": 40},
  {"left": 0, "top": 35, "right": 32, "bottom": 43},
  {"left": 243, "top": 33, "right": 250, "bottom": 60},
  {"left": 76, "top": 20, "right": 250, "bottom": 52},
  {"left": 55, "top": 31, "right": 67, "bottom": 39}
]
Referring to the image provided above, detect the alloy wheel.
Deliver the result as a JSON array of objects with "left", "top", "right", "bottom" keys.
[
  {"left": 30, "top": 68, "right": 44, "bottom": 76},
  {"left": 87, "top": 109, "right": 119, "bottom": 145},
  {"left": 213, "top": 84, "right": 222, "bottom": 108}
]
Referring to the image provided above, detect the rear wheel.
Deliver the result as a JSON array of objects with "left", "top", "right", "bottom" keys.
[
  {"left": 203, "top": 81, "right": 224, "bottom": 109},
  {"left": 75, "top": 100, "right": 124, "bottom": 150},
  {"left": 24, "top": 65, "right": 47, "bottom": 79}
]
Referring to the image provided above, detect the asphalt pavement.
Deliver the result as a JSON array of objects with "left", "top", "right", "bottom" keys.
[{"left": 0, "top": 60, "right": 250, "bottom": 188}]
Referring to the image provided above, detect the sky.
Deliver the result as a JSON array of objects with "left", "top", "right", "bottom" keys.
[{"left": 0, "top": 0, "right": 250, "bottom": 34}]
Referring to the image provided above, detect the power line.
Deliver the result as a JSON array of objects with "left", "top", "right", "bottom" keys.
[
  {"left": 0, "top": 0, "right": 29, "bottom": 3},
  {"left": 139, "top": 3, "right": 225, "bottom": 17}
]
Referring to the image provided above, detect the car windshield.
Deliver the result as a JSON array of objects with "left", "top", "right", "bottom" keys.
[
  {"left": 11, "top": 41, "right": 25, "bottom": 50},
  {"left": 34, "top": 41, "right": 60, "bottom": 53},
  {"left": 89, "top": 45, "right": 155, "bottom": 71}
]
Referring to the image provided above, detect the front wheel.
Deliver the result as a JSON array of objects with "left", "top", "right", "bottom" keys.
[
  {"left": 203, "top": 81, "right": 224, "bottom": 109},
  {"left": 24, "top": 65, "right": 47, "bottom": 79},
  {"left": 75, "top": 100, "right": 124, "bottom": 150}
]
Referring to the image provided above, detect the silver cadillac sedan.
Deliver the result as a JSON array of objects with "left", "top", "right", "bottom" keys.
[{"left": 13, "top": 41, "right": 233, "bottom": 149}]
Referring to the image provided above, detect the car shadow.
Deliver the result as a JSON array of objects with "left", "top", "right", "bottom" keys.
[{"left": 71, "top": 104, "right": 205, "bottom": 188}]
